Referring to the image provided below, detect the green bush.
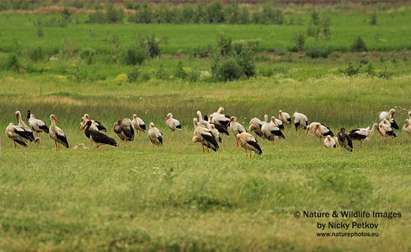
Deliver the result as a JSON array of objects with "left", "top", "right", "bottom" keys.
[
  {"left": 212, "top": 57, "right": 243, "bottom": 81},
  {"left": 291, "top": 33, "right": 305, "bottom": 52},
  {"left": 351, "top": 36, "right": 368, "bottom": 52},
  {"left": 342, "top": 62, "right": 361, "bottom": 76},
  {"left": 3, "top": 54, "right": 21, "bottom": 72},
  {"left": 140, "top": 35, "right": 161, "bottom": 58},
  {"left": 123, "top": 47, "right": 146, "bottom": 65},
  {"left": 127, "top": 67, "right": 140, "bottom": 82},
  {"left": 88, "top": 5, "right": 124, "bottom": 24},
  {"left": 174, "top": 61, "right": 187, "bottom": 79},
  {"left": 27, "top": 47, "right": 45, "bottom": 62},
  {"left": 80, "top": 48, "right": 96, "bottom": 65}
]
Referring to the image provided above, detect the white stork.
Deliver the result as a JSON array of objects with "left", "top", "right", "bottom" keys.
[
  {"left": 81, "top": 114, "right": 106, "bottom": 132},
  {"left": 15, "top": 111, "right": 36, "bottom": 142},
  {"left": 5, "top": 123, "right": 30, "bottom": 147},
  {"left": 349, "top": 124, "right": 377, "bottom": 141},
  {"left": 113, "top": 118, "right": 135, "bottom": 141},
  {"left": 293, "top": 112, "right": 309, "bottom": 131},
  {"left": 248, "top": 117, "right": 264, "bottom": 138},
  {"left": 261, "top": 115, "right": 285, "bottom": 141},
  {"left": 323, "top": 135, "right": 337, "bottom": 148},
  {"left": 236, "top": 132, "right": 262, "bottom": 157},
  {"left": 27, "top": 110, "right": 49, "bottom": 136},
  {"left": 307, "top": 122, "right": 334, "bottom": 138},
  {"left": 49, "top": 114, "right": 69, "bottom": 149},
  {"left": 165, "top": 113, "right": 182, "bottom": 131},
  {"left": 192, "top": 118, "right": 219, "bottom": 152},
  {"left": 278, "top": 110, "right": 291, "bottom": 125},
  {"left": 148, "top": 122, "right": 163, "bottom": 146},
  {"left": 131, "top": 114, "right": 146, "bottom": 133},
  {"left": 229, "top": 116, "right": 246, "bottom": 135}
]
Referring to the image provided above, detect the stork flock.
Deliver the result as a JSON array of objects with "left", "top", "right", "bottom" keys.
[{"left": 4, "top": 107, "right": 409, "bottom": 156}]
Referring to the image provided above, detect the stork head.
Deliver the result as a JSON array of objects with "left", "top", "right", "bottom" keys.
[
  {"left": 166, "top": 113, "right": 172, "bottom": 119},
  {"left": 149, "top": 122, "right": 155, "bottom": 128},
  {"left": 50, "top": 114, "right": 58, "bottom": 123},
  {"left": 389, "top": 108, "right": 396, "bottom": 116},
  {"left": 15, "top": 110, "right": 21, "bottom": 121},
  {"left": 82, "top": 113, "right": 90, "bottom": 120},
  {"left": 340, "top": 128, "right": 346, "bottom": 133},
  {"left": 230, "top": 116, "right": 237, "bottom": 122},
  {"left": 217, "top": 107, "right": 224, "bottom": 114},
  {"left": 408, "top": 111, "right": 411, "bottom": 117},
  {"left": 264, "top": 114, "right": 268, "bottom": 122}
]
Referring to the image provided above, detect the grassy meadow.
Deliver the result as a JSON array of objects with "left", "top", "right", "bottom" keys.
[
  {"left": 1, "top": 3, "right": 411, "bottom": 252},
  {"left": 1, "top": 75, "right": 411, "bottom": 251}
]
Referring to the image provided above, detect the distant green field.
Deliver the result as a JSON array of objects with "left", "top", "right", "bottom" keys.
[
  {"left": 1, "top": 75, "right": 411, "bottom": 251},
  {"left": 0, "top": 9, "right": 411, "bottom": 54}
]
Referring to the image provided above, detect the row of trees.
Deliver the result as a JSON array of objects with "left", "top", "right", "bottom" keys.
[{"left": 88, "top": 3, "right": 285, "bottom": 24}]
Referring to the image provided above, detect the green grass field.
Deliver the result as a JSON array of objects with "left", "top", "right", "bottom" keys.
[
  {"left": 1, "top": 4, "right": 411, "bottom": 251},
  {"left": 1, "top": 74, "right": 411, "bottom": 251}
]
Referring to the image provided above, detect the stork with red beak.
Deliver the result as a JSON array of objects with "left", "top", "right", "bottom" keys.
[{"left": 49, "top": 114, "right": 69, "bottom": 150}]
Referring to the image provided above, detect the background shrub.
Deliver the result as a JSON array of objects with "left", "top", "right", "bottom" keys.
[
  {"left": 140, "top": 35, "right": 161, "bottom": 58},
  {"left": 351, "top": 36, "right": 368, "bottom": 52},
  {"left": 123, "top": 47, "right": 146, "bottom": 65},
  {"left": 212, "top": 57, "right": 243, "bottom": 81}
]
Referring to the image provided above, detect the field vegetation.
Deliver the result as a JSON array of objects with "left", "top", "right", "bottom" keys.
[{"left": 0, "top": 1, "right": 411, "bottom": 251}]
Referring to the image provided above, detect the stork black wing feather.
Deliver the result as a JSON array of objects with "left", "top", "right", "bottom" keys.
[
  {"left": 39, "top": 124, "right": 49, "bottom": 133},
  {"left": 56, "top": 133, "right": 69, "bottom": 148},
  {"left": 201, "top": 133, "right": 219, "bottom": 151},
  {"left": 214, "top": 124, "right": 229, "bottom": 135},
  {"left": 14, "top": 139, "right": 28, "bottom": 147},
  {"left": 90, "top": 130, "right": 117, "bottom": 146},
  {"left": 247, "top": 140, "right": 262, "bottom": 155}
]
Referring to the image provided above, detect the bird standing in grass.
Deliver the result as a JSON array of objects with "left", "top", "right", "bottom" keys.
[
  {"left": 131, "top": 114, "right": 146, "bottom": 133},
  {"left": 81, "top": 114, "right": 106, "bottom": 132},
  {"left": 210, "top": 107, "right": 230, "bottom": 135},
  {"left": 323, "top": 135, "right": 337, "bottom": 148},
  {"left": 82, "top": 120, "right": 117, "bottom": 148},
  {"left": 49, "top": 114, "right": 69, "bottom": 150},
  {"left": 278, "top": 110, "right": 291, "bottom": 125},
  {"left": 113, "top": 118, "right": 135, "bottom": 141},
  {"left": 15, "top": 111, "right": 36, "bottom": 142},
  {"left": 229, "top": 116, "right": 246, "bottom": 135},
  {"left": 293, "top": 112, "right": 309, "bottom": 131},
  {"left": 192, "top": 118, "right": 219, "bottom": 152},
  {"left": 27, "top": 110, "right": 49, "bottom": 141},
  {"left": 349, "top": 124, "right": 377, "bottom": 142},
  {"left": 248, "top": 117, "right": 264, "bottom": 138},
  {"left": 236, "top": 132, "right": 262, "bottom": 157},
  {"left": 402, "top": 112, "right": 411, "bottom": 135},
  {"left": 148, "top": 122, "right": 163, "bottom": 146},
  {"left": 5, "top": 123, "right": 30, "bottom": 147},
  {"left": 261, "top": 115, "right": 285, "bottom": 141},
  {"left": 379, "top": 108, "right": 399, "bottom": 130},
  {"left": 165, "top": 113, "right": 182, "bottom": 131},
  {"left": 307, "top": 122, "right": 334, "bottom": 138},
  {"left": 378, "top": 119, "right": 397, "bottom": 137},
  {"left": 337, "top": 128, "right": 353, "bottom": 152}
]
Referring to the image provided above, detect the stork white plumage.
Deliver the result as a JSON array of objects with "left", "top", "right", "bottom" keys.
[
  {"left": 248, "top": 117, "right": 264, "bottom": 138},
  {"left": 113, "top": 118, "right": 135, "bottom": 141},
  {"left": 148, "top": 122, "right": 163, "bottom": 146},
  {"left": 131, "top": 114, "right": 146, "bottom": 133},
  {"left": 49, "top": 114, "right": 69, "bottom": 150},
  {"left": 261, "top": 115, "right": 285, "bottom": 141},
  {"left": 278, "top": 110, "right": 291, "bottom": 125},
  {"left": 5, "top": 123, "right": 30, "bottom": 147},
  {"left": 165, "top": 113, "right": 182, "bottom": 131},
  {"left": 323, "top": 135, "right": 337, "bottom": 148},
  {"left": 349, "top": 124, "right": 377, "bottom": 141},
  {"left": 236, "top": 132, "right": 262, "bottom": 157},
  {"left": 307, "top": 122, "right": 334, "bottom": 138},
  {"left": 27, "top": 110, "right": 49, "bottom": 135},
  {"left": 196, "top": 110, "right": 210, "bottom": 128},
  {"left": 210, "top": 107, "right": 230, "bottom": 135},
  {"left": 229, "top": 116, "right": 246, "bottom": 135},
  {"left": 15, "top": 111, "right": 36, "bottom": 143},
  {"left": 293, "top": 112, "right": 309, "bottom": 131},
  {"left": 378, "top": 119, "right": 396, "bottom": 137},
  {"left": 81, "top": 114, "right": 106, "bottom": 132},
  {"left": 192, "top": 118, "right": 219, "bottom": 152}
]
